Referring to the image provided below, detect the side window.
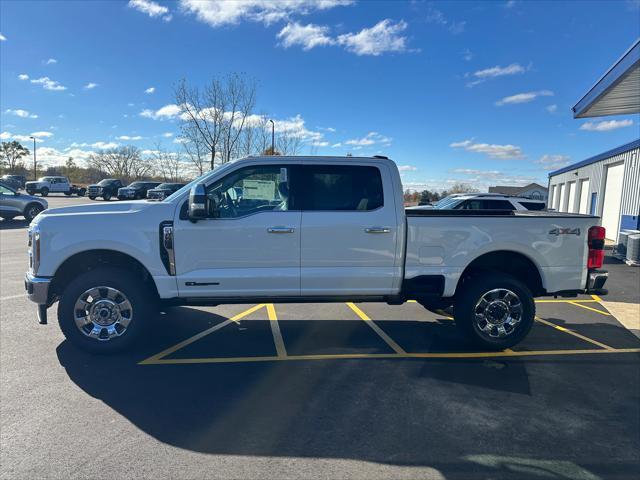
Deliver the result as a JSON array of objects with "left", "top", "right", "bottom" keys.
[
  {"left": 301, "top": 165, "right": 383, "bottom": 211},
  {"left": 458, "top": 200, "right": 484, "bottom": 210},
  {"left": 485, "top": 200, "right": 515, "bottom": 210},
  {"left": 207, "top": 165, "right": 290, "bottom": 218},
  {"left": 0, "top": 184, "right": 14, "bottom": 194},
  {"left": 519, "top": 201, "right": 545, "bottom": 211}
]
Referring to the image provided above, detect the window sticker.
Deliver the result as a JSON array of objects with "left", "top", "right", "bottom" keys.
[{"left": 242, "top": 179, "right": 276, "bottom": 200}]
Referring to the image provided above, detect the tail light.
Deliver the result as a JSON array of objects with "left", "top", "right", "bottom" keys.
[{"left": 587, "top": 226, "right": 605, "bottom": 269}]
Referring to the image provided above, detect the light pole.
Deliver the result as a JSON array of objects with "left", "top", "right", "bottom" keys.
[
  {"left": 269, "top": 119, "right": 275, "bottom": 155},
  {"left": 29, "top": 136, "right": 37, "bottom": 180}
]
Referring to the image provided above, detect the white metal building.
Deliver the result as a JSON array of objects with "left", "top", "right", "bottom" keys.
[
  {"left": 548, "top": 38, "right": 640, "bottom": 242},
  {"left": 548, "top": 140, "right": 640, "bottom": 241}
]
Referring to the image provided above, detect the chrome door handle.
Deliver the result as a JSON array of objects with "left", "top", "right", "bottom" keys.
[
  {"left": 268, "top": 226, "right": 295, "bottom": 234},
  {"left": 365, "top": 227, "right": 391, "bottom": 234}
]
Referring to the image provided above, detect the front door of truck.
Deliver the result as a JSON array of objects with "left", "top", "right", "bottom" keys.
[
  {"left": 298, "top": 163, "right": 399, "bottom": 296},
  {"left": 174, "top": 164, "right": 301, "bottom": 298}
]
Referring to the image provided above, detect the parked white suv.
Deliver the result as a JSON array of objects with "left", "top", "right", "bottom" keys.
[
  {"left": 25, "top": 156, "right": 607, "bottom": 353},
  {"left": 413, "top": 193, "right": 546, "bottom": 211}
]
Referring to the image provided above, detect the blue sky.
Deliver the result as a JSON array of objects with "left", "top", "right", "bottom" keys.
[{"left": 1, "top": 0, "right": 639, "bottom": 191}]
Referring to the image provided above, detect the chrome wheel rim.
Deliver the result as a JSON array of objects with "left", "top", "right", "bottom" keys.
[
  {"left": 27, "top": 206, "right": 40, "bottom": 219},
  {"left": 473, "top": 288, "right": 523, "bottom": 339},
  {"left": 73, "top": 286, "right": 133, "bottom": 341}
]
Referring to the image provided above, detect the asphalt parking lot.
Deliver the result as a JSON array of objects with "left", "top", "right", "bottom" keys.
[{"left": 1, "top": 195, "right": 639, "bottom": 479}]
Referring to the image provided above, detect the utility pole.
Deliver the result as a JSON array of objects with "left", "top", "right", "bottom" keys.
[
  {"left": 29, "top": 136, "right": 37, "bottom": 180},
  {"left": 269, "top": 119, "right": 275, "bottom": 155}
]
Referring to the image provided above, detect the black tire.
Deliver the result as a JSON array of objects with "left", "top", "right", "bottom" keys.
[
  {"left": 23, "top": 203, "right": 43, "bottom": 222},
  {"left": 88, "top": 196, "right": 96, "bottom": 200},
  {"left": 64, "top": 191, "right": 71, "bottom": 196},
  {"left": 26, "top": 190, "right": 35, "bottom": 196},
  {"left": 453, "top": 273, "right": 535, "bottom": 350},
  {"left": 78, "top": 188, "right": 86, "bottom": 197},
  {"left": 57, "top": 267, "right": 155, "bottom": 354},
  {"left": 40, "top": 187, "right": 49, "bottom": 197},
  {"left": 102, "top": 192, "right": 112, "bottom": 201}
]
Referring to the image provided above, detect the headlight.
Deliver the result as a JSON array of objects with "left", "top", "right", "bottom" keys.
[{"left": 28, "top": 225, "right": 41, "bottom": 274}]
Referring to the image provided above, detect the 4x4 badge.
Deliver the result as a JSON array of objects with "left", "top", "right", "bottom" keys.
[{"left": 549, "top": 228, "right": 581, "bottom": 236}]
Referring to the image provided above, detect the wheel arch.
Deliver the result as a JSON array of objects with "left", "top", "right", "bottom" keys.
[
  {"left": 455, "top": 250, "right": 544, "bottom": 297},
  {"left": 49, "top": 249, "right": 159, "bottom": 301}
]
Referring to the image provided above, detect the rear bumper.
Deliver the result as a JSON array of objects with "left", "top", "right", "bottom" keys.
[
  {"left": 24, "top": 272, "right": 51, "bottom": 305},
  {"left": 586, "top": 269, "right": 608, "bottom": 295}
]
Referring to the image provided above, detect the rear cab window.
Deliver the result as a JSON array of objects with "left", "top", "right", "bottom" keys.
[
  {"left": 518, "top": 201, "right": 545, "bottom": 210},
  {"left": 297, "top": 165, "right": 384, "bottom": 211}
]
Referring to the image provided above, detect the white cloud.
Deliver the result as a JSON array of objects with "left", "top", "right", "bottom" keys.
[
  {"left": 45, "top": 58, "right": 57, "bottom": 65},
  {"left": 173, "top": 137, "right": 188, "bottom": 144},
  {"left": 31, "top": 131, "right": 54, "bottom": 138},
  {"left": 462, "top": 48, "right": 473, "bottom": 61},
  {"left": 5, "top": 109, "right": 38, "bottom": 119},
  {"left": 579, "top": 119, "right": 634, "bottom": 132},
  {"left": 535, "top": 154, "right": 571, "bottom": 170},
  {"left": 145, "top": 86, "right": 155, "bottom": 94},
  {"left": 91, "top": 141, "right": 119, "bottom": 149},
  {"left": 495, "top": 90, "right": 553, "bottom": 106},
  {"left": 546, "top": 104, "right": 558, "bottom": 113},
  {"left": 0, "top": 33, "right": 6, "bottom": 41},
  {"left": 311, "top": 140, "right": 329, "bottom": 147},
  {"left": 272, "top": 114, "right": 322, "bottom": 141},
  {"left": 331, "top": 142, "right": 342, "bottom": 148},
  {"left": 140, "top": 103, "right": 182, "bottom": 120},
  {"left": 466, "top": 63, "right": 526, "bottom": 86},
  {"left": 345, "top": 131, "right": 392, "bottom": 147},
  {"left": 0, "top": 132, "right": 39, "bottom": 143},
  {"left": 128, "top": 0, "right": 172, "bottom": 21},
  {"left": 18, "top": 74, "right": 29, "bottom": 80},
  {"left": 116, "top": 135, "right": 143, "bottom": 140},
  {"left": 277, "top": 22, "right": 333, "bottom": 50},
  {"left": 450, "top": 139, "right": 525, "bottom": 160},
  {"left": 425, "top": 7, "right": 465, "bottom": 34},
  {"left": 398, "top": 165, "right": 417, "bottom": 172},
  {"left": 336, "top": 19, "right": 408, "bottom": 56},
  {"left": 162, "top": 132, "right": 174, "bottom": 137},
  {"left": 179, "top": 0, "right": 353, "bottom": 28},
  {"left": 30, "top": 76, "right": 67, "bottom": 91},
  {"left": 84, "top": 82, "right": 99, "bottom": 90}
]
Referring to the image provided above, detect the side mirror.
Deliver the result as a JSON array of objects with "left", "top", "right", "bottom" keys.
[{"left": 188, "top": 184, "right": 208, "bottom": 221}]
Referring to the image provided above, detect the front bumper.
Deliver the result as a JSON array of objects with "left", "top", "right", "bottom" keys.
[
  {"left": 25, "top": 272, "right": 51, "bottom": 305},
  {"left": 25, "top": 273, "right": 51, "bottom": 324},
  {"left": 117, "top": 191, "right": 136, "bottom": 200}
]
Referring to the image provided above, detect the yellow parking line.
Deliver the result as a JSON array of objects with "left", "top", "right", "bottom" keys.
[
  {"left": 139, "top": 303, "right": 266, "bottom": 365},
  {"left": 535, "top": 299, "right": 598, "bottom": 303},
  {"left": 141, "top": 348, "right": 640, "bottom": 365},
  {"left": 568, "top": 301, "right": 612, "bottom": 316},
  {"left": 591, "top": 294, "right": 603, "bottom": 302},
  {"left": 535, "top": 316, "right": 614, "bottom": 351},
  {"left": 266, "top": 304, "right": 287, "bottom": 358},
  {"left": 346, "top": 302, "right": 407, "bottom": 354}
]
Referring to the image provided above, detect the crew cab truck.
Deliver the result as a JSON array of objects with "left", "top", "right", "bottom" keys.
[
  {"left": 87, "top": 179, "right": 123, "bottom": 201},
  {"left": 25, "top": 176, "right": 86, "bottom": 197},
  {"left": 24, "top": 156, "right": 608, "bottom": 353}
]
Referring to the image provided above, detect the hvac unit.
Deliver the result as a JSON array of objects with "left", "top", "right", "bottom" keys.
[
  {"left": 626, "top": 234, "right": 640, "bottom": 264},
  {"left": 617, "top": 229, "right": 640, "bottom": 256}
]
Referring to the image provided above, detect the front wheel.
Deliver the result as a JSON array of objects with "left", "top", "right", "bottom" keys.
[
  {"left": 88, "top": 196, "right": 96, "bottom": 200},
  {"left": 102, "top": 192, "right": 111, "bottom": 201},
  {"left": 64, "top": 191, "right": 71, "bottom": 196},
  {"left": 57, "top": 267, "right": 155, "bottom": 353},
  {"left": 40, "top": 187, "right": 49, "bottom": 197},
  {"left": 23, "top": 203, "right": 43, "bottom": 222},
  {"left": 453, "top": 273, "right": 535, "bottom": 350}
]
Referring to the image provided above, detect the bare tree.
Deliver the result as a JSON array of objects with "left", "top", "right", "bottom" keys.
[
  {"left": 179, "top": 125, "right": 208, "bottom": 176},
  {"left": 175, "top": 73, "right": 256, "bottom": 169},
  {"left": 276, "top": 130, "right": 304, "bottom": 156},
  {"left": 151, "top": 142, "right": 182, "bottom": 182},
  {"left": 87, "top": 146, "right": 152, "bottom": 182}
]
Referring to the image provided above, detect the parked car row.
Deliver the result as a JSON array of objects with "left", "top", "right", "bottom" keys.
[
  {"left": 86, "top": 179, "right": 185, "bottom": 201},
  {"left": 409, "top": 193, "right": 547, "bottom": 211}
]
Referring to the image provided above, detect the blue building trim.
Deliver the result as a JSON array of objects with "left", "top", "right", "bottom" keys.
[
  {"left": 572, "top": 39, "right": 640, "bottom": 118},
  {"left": 548, "top": 138, "right": 640, "bottom": 177}
]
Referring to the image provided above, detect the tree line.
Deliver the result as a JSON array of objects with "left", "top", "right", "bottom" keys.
[{"left": 403, "top": 183, "right": 479, "bottom": 205}]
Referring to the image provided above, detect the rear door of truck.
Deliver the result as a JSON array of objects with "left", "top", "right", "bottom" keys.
[{"left": 298, "top": 162, "right": 399, "bottom": 295}]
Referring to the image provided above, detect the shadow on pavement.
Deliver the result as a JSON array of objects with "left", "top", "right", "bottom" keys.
[
  {"left": 55, "top": 306, "right": 640, "bottom": 478},
  {"left": 0, "top": 219, "right": 29, "bottom": 230}
]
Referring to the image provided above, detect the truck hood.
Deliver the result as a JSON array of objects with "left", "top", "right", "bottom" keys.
[{"left": 32, "top": 200, "right": 176, "bottom": 226}]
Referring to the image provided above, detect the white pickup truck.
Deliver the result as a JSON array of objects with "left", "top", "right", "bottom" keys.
[{"left": 25, "top": 156, "right": 608, "bottom": 353}]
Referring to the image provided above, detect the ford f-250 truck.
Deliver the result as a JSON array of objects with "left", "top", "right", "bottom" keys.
[{"left": 25, "top": 156, "right": 608, "bottom": 353}]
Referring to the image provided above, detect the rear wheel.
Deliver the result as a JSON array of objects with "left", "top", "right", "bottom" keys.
[
  {"left": 102, "top": 192, "right": 112, "bottom": 201},
  {"left": 23, "top": 203, "right": 43, "bottom": 222},
  {"left": 78, "top": 188, "right": 86, "bottom": 197},
  {"left": 453, "top": 273, "right": 535, "bottom": 350},
  {"left": 40, "top": 187, "right": 49, "bottom": 197},
  {"left": 64, "top": 191, "right": 71, "bottom": 196},
  {"left": 57, "top": 267, "right": 154, "bottom": 353},
  {"left": 88, "top": 196, "right": 96, "bottom": 200}
]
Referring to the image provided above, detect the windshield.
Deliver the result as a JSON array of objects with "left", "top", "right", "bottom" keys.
[
  {"left": 97, "top": 179, "right": 116, "bottom": 186},
  {"left": 127, "top": 182, "right": 144, "bottom": 188},
  {"left": 163, "top": 162, "right": 236, "bottom": 202}
]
